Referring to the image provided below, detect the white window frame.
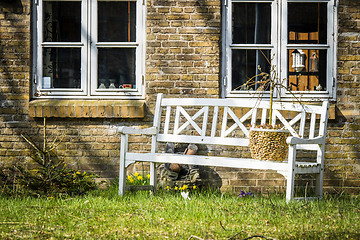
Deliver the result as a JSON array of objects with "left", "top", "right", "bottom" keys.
[
  {"left": 222, "top": 0, "right": 337, "bottom": 101},
  {"left": 32, "top": 0, "right": 146, "bottom": 99}
]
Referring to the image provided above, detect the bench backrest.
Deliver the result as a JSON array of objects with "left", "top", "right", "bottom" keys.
[{"left": 153, "top": 93, "right": 329, "bottom": 147}]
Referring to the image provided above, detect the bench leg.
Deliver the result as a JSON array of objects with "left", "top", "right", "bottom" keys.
[
  {"left": 286, "top": 145, "right": 296, "bottom": 202},
  {"left": 119, "top": 134, "right": 128, "bottom": 196},
  {"left": 150, "top": 162, "right": 157, "bottom": 193},
  {"left": 315, "top": 171, "right": 323, "bottom": 198},
  {"left": 315, "top": 144, "right": 324, "bottom": 199}
]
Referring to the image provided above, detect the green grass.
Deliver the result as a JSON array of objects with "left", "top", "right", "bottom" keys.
[{"left": 1, "top": 185, "right": 359, "bottom": 239}]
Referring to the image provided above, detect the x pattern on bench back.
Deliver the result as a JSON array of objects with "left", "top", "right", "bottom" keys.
[{"left": 155, "top": 94, "right": 328, "bottom": 148}]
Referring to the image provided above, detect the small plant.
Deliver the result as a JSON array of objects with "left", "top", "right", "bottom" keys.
[
  {"left": 238, "top": 190, "right": 254, "bottom": 198},
  {"left": 126, "top": 172, "right": 150, "bottom": 186},
  {"left": 236, "top": 52, "right": 304, "bottom": 161},
  {"left": 165, "top": 184, "right": 198, "bottom": 191},
  {"left": 236, "top": 51, "right": 303, "bottom": 128},
  {"left": 2, "top": 118, "right": 98, "bottom": 197}
]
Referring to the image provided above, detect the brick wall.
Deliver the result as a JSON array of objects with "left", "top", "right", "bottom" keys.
[
  {"left": 324, "top": 0, "right": 360, "bottom": 194},
  {"left": 0, "top": 0, "right": 359, "bottom": 195},
  {"left": 146, "top": 0, "right": 221, "bottom": 105}
]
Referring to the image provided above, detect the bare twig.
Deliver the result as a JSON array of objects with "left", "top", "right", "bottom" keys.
[
  {"left": 241, "top": 235, "right": 277, "bottom": 240},
  {"left": 188, "top": 235, "right": 204, "bottom": 240},
  {"left": 20, "top": 133, "right": 42, "bottom": 154},
  {"left": 220, "top": 221, "right": 228, "bottom": 231}
]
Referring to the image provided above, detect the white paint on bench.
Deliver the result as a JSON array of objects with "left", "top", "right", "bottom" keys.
[{"left": 118, "top": 93, "right": 329, "bottom": 202}]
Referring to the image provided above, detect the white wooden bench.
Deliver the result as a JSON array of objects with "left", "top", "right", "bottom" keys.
[{"left": 118, "top": 93, "right": 329, "bottom": 201}]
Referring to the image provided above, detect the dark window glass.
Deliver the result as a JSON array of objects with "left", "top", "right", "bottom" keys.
[
  {"left": 232, "top": 3, "right": 271, "bottom": 44},
  {"left": 98, "top": 1, "right": 136, "bottom": 42},
  {"left": 98, "top": 48, "right": 136, "bottom": 89},
  {"left": 42, "top": 48, "right": 81, "bottom": 88},
  {"left": 232, "top": 49, "right": 271, "bottom": 91},
  {"left": 43, "top": 1, "right": 81, "bottom": 42},
  {"left": 288, "top": 3, "right": 327, "bottom": 44}
]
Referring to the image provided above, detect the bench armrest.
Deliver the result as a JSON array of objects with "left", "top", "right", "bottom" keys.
[
  {"left": 118, "top": 126, "right": 157, "bottom": 135},
  {"left": 286, "top": 136, "right": 325, "bottom": 145}
]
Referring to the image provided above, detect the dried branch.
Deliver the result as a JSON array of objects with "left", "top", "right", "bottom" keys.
[
  {"left": 188, "top": 235, "right": 204, "bottom": 240},
  {"left": 220, "top": 221, "right": 228, "bottom": 231}
]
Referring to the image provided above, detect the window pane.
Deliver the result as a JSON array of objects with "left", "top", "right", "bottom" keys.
[
  {"left": 98, "top": 48, "right": 136, "bottom": 89},
  {"left": 232, "top": 49, "right": 271, "bottom": 91},
  {"left": 288, "top": 49, "right": 327, "bottom": 91},
  {"left": 98, "top": 1, "right": 136, "bottom": 42},
  {"left": 42, "top": 48, "right": 81, "bottom": 88},
  {"left": 43, "top": 1, "right": 81, "bottom": 42},
  {"left": 288, "top": 3, "right": 327, "bottom": 44},
  {"left": 232, "top": 3, "right": 271, "bottom": 44}
]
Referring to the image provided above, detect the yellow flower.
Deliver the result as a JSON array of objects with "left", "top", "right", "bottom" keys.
[
  {"left": 129, "top": 179, "right": 134, "bottom": 183},
  {"left": 127, "top": 175, "right": 133, "bottom": 181},
  {"left": 137, "top": 176, "right": 143, "bottom": 181},
  {"left": 174, "top": 186, "right": 178, "bottom": 190},
  {"left": 182, "top": 185, "right": 188, "bottom": 190},
  {"left": 193, "top": 185, "right": 197, "bottom": 190},
  {"left": 165, "top": 186, "right": 170, "bottom": 190},
  {"left": 134, "top": 172, "right": 139, "bottom": 177},
  {"left": 76, "top": 171, "right": 80, "bottom": 175},
  {"left": 147, "top": 174, "right": 150, "bottom": 179}
]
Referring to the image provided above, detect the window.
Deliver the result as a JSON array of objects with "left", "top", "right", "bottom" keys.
[
  {"left": 33, "top": 0, "right": 146, "bottom": 99},
  {"left": 222, "top": 0, "right": 337, "bottom": 100}
]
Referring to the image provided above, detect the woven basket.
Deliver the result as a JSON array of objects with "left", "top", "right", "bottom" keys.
[{"left": 249, "top": 128, "right": 289, "bottom": 161}]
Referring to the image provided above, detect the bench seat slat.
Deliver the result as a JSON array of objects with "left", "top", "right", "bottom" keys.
[{"left": 126, "top": 152, "right": 288, "bottom": 172}]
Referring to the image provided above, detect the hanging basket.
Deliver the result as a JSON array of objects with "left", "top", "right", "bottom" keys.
[{"left": 249, "top": 128, "right": 289, "bottom": 162}]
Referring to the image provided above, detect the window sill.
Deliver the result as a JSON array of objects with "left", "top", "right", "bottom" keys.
[{"left": 29, "top": 99, "right": 145, "bottom": 118}]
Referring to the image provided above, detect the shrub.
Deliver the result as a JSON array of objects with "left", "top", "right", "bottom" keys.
[{"left": 0, "top": 118, "right": 98, "bottom": 197}]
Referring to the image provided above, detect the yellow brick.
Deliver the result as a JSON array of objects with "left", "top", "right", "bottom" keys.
[
  {"left": 68, "top": 106, "right": 75, "bottom": 117},
  {"left": 128, "top": 106, "right": 137, "bottom": 118},
  {"left": 75, "top": 106, "right": 82, "bottom": 118},
  {"left": 113, "top": 106, "right": 121, "bottom": 117},
  {"left": 35, "top": 106, "right": 43, "bottom": 117},
  {"left": 104, "top": 106, "right": 113, "bottom": 118},
  {"left": 89, "top": 106, "right": 98, "bottom": 117},
  {"left": 206, "top": 89, "right": 219, "bottom": 95},
  {"left": 82, "top": 106, "right": 89, "bottom": 117},
  {"left": 29, "top": 106, "right": 35, "bottom": 117},
  {"left": 98, "top": 106, "right": 105, "bottom": 117},
  {"left": 137, "top": 105, "right": 145, "bottom": 118},
  {"left": 43, "top": 106, "right": 51, "bottom": 117}
]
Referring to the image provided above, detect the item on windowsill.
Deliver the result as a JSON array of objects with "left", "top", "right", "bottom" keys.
[
  {"left": 309, "top": 52, "right": 319, "bottom": 72},
  {"left": 109, "top": 79, "right": 116, "bottom": 89},
  {"left": 292, "top": 49, "right": 306, "bottom": 72},
  {"left": 123, "top": 84, "right": 132, "bottom": 89},
  {"left": 99, "top": 83, "right": 106, "bottom": 89},
  {"left": 316, "top": 84, "right": 323, "bottom": 91}
]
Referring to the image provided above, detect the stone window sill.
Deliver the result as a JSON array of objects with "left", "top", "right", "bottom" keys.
[{"left": 29, "top": 99, "right": 145, "bottom": 118}]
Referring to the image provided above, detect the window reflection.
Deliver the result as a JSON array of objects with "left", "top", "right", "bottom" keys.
[
  {"left": 98, "top": 48, "right": 136, "bottom": 89},
  {"left": 288, "top": 3, "right": 327, "bottom": 44},
  {"left": 43, "top": 1, "right": 81, "bottom": 42},
  {"left": 232, "top": 3, "right": 271, "bottom": 44},
  {"left": 232, "top": 49, "right": 271, "bottom": 91},
  {"left": 98, "top": 1, "right": 136, "bottom": 42},
  {"left": 42, "top": 48, "right": 81, "bottom": 88}
]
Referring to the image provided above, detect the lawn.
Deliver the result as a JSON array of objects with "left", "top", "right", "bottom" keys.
[{"left": 0, "top": 185, "right": 359, "bottom": 240}]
